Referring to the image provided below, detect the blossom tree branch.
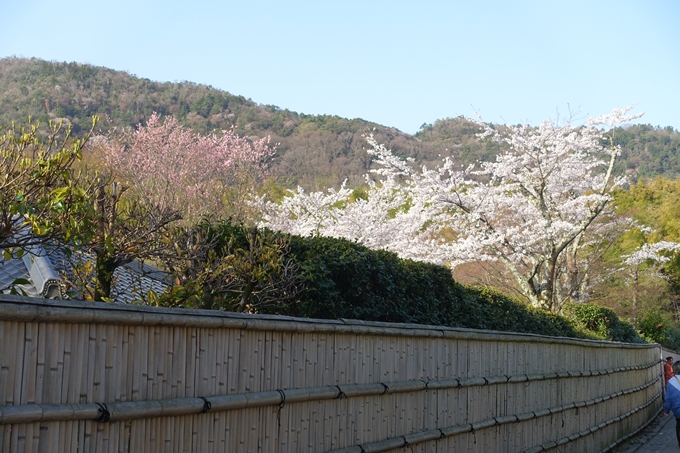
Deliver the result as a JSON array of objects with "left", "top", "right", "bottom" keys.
[
  {"left": 259, "top": 107, "right": 644, "bottom": 312},
  {"left": 101, "top": 113, "right": 276, "bottom": 224}
]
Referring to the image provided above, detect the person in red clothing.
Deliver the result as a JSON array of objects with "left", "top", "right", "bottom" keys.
[{"left": 666, "top": 356, "right": 675, "bottom": 386}]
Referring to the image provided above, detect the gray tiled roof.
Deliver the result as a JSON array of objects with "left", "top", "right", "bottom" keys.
[
  {"left": 1, "top": 244, "right": 171, "bottom": 303},
  {"left": 111, "top": 260, "right": 172, "bottom": 304},
  {"left": 0, "top": 258, "right": 43, "bottom": 297},
  {"left": 0, "top": 245, "right": 65, "bottom": 298}
]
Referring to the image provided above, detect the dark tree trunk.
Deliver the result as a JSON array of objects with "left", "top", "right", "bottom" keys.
[{"left": 94, "top": 251, "right": 115, "bottom": 302}]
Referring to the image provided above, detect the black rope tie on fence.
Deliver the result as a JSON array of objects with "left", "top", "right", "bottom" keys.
[
  {"left": 420, "top": 379, "right": 430, "bottom": 391},
  {"left": 335, "top": 385, "right": 347, "bottom": 399},
  {"left": 515, "top": 415, "right": 521, "bottom": 423},
  {"left": 504, "top": 375, "right": 511, "bottom": 383},
  {"left": 483, "top": 377, "right": 489, "bottom": 386},
  {"left": 276, "top": 389, "right": 286, "bottom": 428},
  {"left": 95, "top": 403, "right": 110, "bottom": 423},
  {"left": 199, "top": 396, "right": 211, "bottom": 414},
  {"left": 381, "top": 383, "right": 389, "bottom": 395},
  {"left": 469, "top": 424, "right": 477, "bottom": 444},
  {"left": 401, "top": 436, "right": 414, "bottom": 453},
  {"left": 358, "top": 445, "right": 366, "bottom": 453},
  {"left": 438, "top": 429, "right": 446, "bottom": 439}
]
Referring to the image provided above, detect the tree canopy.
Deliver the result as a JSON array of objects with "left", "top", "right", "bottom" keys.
[{"left": 260, "top": 108, "right": 645, "bottom": 312}]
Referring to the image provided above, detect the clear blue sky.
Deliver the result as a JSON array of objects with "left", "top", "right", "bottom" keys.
[{"left": 1, "top": 0, "right": 678, "bottom": 133}]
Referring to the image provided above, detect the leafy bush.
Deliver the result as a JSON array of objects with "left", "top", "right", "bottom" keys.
[
  {"left": 159, "top": 222, "right": 301, "bottom": 313},
  {"left": 163, "top": 222, "right": 643, "bottom": 342},
  {"left": 637, "top": 309, "right": 680, "bottom": 350},
  {"left": 452, "top": 287, "right": 582, "bottom": 338},
  {"left": 562, "top": 303, "right": 643, "bottom": 343},
  {"left": 286, "top": 235, "right": 457, "bottom": 324},
  {"left": 663, "top": 326, "right": 680, "bottom": 352},
  {"left": 284, "top": 235, "right": 640, "bottom": 340}
]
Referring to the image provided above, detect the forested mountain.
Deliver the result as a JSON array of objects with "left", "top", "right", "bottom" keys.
[
  {"left": 611, "top": 124, "right": 680, "bottom": 179},
  {"left": 1, "top": 57, "right": 678, "bottom": 188},
  {"left": 0, "top": 58, "right": 438, "bottom": 188}
]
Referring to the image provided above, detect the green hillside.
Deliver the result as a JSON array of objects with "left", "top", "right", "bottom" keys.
[
  {"left": 0, "top": 58, "right": 438, "bottom": 188},
  {"left": 1, "top": 57, "right": 678, "bottom": 188}
]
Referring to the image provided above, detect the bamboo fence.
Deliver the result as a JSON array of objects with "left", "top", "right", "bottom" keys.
[{"left": 0, "top": 294, "right": 662, "bottom": 453}]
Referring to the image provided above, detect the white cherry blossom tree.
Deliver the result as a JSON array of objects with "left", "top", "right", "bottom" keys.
[
  {"left": 257, "top": 148, "right": 444, "bottom": 261},
  {"left": 421, "top": 107, "right": 644, "bottom": 311},
  {"left": 259, "top": 107, "right": 644, "bottom": 312},
  {"left": 622, "top": 240, "right": 680, "bottom": 320}
]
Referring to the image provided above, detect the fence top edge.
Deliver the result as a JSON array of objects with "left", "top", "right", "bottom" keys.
[
  {"left": 0, "top": 294, "right": 656, "bottom": 349},
  {"left": 661, "top": 346, "right": 680, "bottom": 356}
]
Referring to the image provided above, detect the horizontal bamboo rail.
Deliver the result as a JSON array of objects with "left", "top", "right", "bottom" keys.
[
  {"left": 0, "top": 360, "right": 661, "bottom": 425},
  {"left": 522, "top": 395, "right": 661, "bottom": 453},
  {"left": 329, "top": 377, "right": 661, "bottom": 453},
  {"left": 596, "top": 407, "right": 663, "bottom": 453},
  {"left": 328, "top": 379, "right": 661, "bottom": 453},
  {"left": 347, "top": 390, "right": 660, "bottom": 453},
  {"left": 0, "top": 294, "right": 663, "bottom": 453}
]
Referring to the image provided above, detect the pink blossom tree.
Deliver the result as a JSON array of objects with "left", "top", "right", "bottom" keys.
[{"left": 102, "top": 113, "right": 276, "bottom": 224}]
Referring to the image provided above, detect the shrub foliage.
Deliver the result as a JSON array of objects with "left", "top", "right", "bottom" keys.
[{"left": 160, "top": 222, "right": 643, "bottom": 343}]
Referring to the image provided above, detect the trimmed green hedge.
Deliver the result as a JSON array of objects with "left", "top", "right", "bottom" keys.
[
  {"left": 285, "top": 235, "right": 641, "bottom": 341},
  {"left": 561, "top": 303, "right": 641, "bottom": 343},
  {"left": 164, "top": 222, "right": 643, "bottom": 343}
]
